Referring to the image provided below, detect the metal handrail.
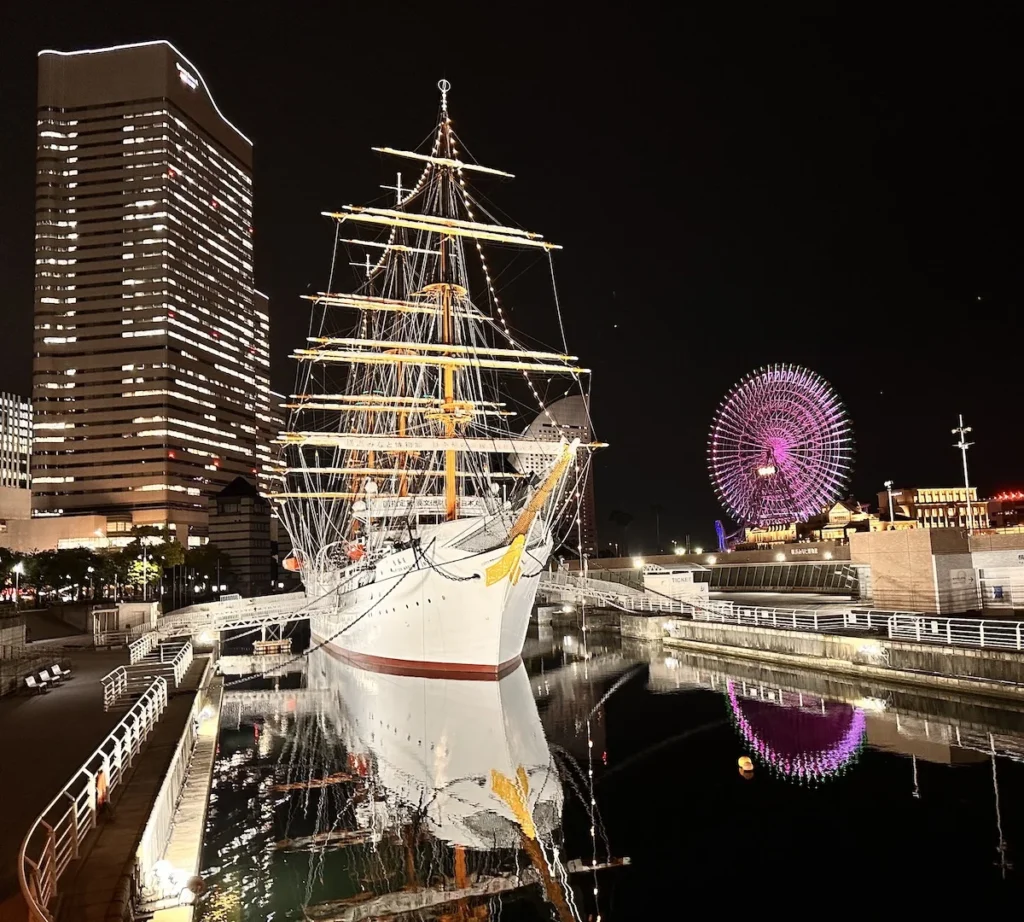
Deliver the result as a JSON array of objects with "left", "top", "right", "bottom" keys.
[
  {"left": 18, "top": 676, "right": 168, "bottom": 922},
  {"left": 156, "top": 592, "right": 309, "bottom": 636},
  {"left": 168, "top": 640, "right": 194, "bottom": 686},
  {"left": 100, "top": 666, "right": 128, "bottom": 712},
  {"left": 884, "top": 613, "right": 1024, "bottom": 651},
  {"left": 129, "top": 632, "right": 158, "bottom": 665},
  {"left": 689, "top": 603, "right": 851, "bottom": 633}
]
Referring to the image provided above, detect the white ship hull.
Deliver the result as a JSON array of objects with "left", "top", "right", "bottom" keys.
[
  {"left": 306, "top": 520, "right": 551, "bottom": 676},
  {"left": 307, "top": 650, "right": 562, "bottom": 849}
]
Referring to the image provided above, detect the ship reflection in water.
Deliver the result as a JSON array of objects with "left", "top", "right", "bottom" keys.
[
  {"left": 201, "top": 644, "right": 609, "bottom": 921},
  {"left": 201, "top": 631, "right": 1024, "bottom": 919}
]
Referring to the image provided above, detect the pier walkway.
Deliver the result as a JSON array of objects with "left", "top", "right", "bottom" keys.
[
  {"left": 56, "top": 657, "right": 209, "bottom": 922},
  {"left": 0, "top": 649, "right": 129, "bottom": 916}
]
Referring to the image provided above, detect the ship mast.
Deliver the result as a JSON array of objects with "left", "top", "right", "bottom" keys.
[
  {"left": 277, "top": 78, "right": 599, "bottom": 559},
  {"left": 436, "top": 79, "right": 458, "bottom": 520}
]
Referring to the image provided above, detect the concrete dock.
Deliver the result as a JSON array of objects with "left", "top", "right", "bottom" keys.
[
  {"left": 55, "top": 658, "right": 209, "bottom": 922},
  {"left": 0, "top": 648, "right": 130, "bottom": 916}
]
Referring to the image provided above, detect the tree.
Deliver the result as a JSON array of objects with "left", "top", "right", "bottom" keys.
[{"left": 127, "top": 559, "right": 161, "bottom": 593}]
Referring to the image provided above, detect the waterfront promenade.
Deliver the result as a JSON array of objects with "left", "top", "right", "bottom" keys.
[
  {"left": 57, "top": 657, "right": 209, "bottom": 922},
  {"left": 0, "top": 647, "right": 129, "bottom": 917}
]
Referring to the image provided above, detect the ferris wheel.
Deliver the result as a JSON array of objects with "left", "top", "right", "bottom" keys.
[{"left": 707, "top": 364, "right": 853, "bottom": 527}]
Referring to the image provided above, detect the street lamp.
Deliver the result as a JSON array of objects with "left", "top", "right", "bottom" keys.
[
  {"left": 884, "top": 480, "right": 895, "bottom": 529},
  {"left": 13, "top": 562, "right": 24, "bottom": 609},
  {"left": 952, "top": 415, "right": 975, "bottom": 534},
  {"left": 137, "top": 544, "right": 150, "bottom": 601},
  {"left": 87, "top": 566, "right": 95, "bottom": 600}
]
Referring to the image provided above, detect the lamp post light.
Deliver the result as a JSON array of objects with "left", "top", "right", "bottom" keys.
[
  {"left": 884, "top": 480, "right": 896, "bottom": 529},
  {"left": 952, "top": 414, "right": 975, "bottom": 534},
  {"left": 138, "top": 544, "right": 150, "bottom": 602},
  {"left": 87, "top": 566, "right": 95, "bottom": 600},
  {"left": 13, "top": 562, "right": 24, "bottom": 609}
]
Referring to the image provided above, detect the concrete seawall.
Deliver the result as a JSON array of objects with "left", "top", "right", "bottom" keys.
[{"left": 660, "top": 618, "right": 1024, "bottom": 701}]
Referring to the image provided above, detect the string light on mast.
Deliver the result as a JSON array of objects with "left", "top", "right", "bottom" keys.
[{"left": 441, "top": 86, "right": 560, "bottom": 427}]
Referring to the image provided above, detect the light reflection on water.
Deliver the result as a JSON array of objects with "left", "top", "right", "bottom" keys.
[{"left": 199, "top": 628, "right": 1024, "bottom": 918}]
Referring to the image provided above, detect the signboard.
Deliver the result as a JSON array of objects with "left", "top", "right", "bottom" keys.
[{"left": 176, "top": 63, "right": 199, "bottom": 90}]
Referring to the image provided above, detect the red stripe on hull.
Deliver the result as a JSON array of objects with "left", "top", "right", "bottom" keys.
[{"left": 315, "top": 636, "right": 522, "bottom": 681}]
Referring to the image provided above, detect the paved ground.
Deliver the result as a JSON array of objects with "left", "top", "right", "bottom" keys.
[
  {"left": 22, "top": 609, "right": 84, "bottom": 643},
  {"left": 59, "top": 658, "right": 209, "bottom": 922},
  {"left": 709, "top": 591, "right": 856, "bottom": 612},
  {"left": 0, "top": 648, "right": 129, "bottom": 909}
]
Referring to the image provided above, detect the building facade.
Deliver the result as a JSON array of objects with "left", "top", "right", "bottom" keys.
[
  {"left": 0, "top": 392, "right": 33, "bottom": 528},
  {"left": 32, "top": 41, "right": 261, "bottom": 544},
  {"left": 208, "top": 476, "right": 272, "bottom": 597},
  {"left": 988, "top": 491, "right": 1024, "bottom": 531},
  {"left": 510, "top": 395, "right": 598, "bottom": 557},
  {"left": 879, "top": 487, "right": 989, "bottom": 531},
  {"left": 1, "top": 393, "right": 32, "bottom": 492}
]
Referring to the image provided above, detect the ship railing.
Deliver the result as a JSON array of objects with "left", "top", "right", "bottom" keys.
[{"left": 19, "top": 677, "right": 168, "bottom": 922}]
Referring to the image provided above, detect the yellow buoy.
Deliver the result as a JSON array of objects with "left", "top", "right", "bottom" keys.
[{"left": 738, "top": 756, "right": 754, "bottom": 772}]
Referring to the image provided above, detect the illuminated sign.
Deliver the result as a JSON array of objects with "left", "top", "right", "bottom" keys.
[
  {"left": 790, "top": 547, "right": 819, "bottom": 556},
  {"left": 176, "top": 63, "right": 198, "bottom": 90}
]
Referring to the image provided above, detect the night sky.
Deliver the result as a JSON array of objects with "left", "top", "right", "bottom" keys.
[{"left": 2, "top": 7, "right": 1022, "bottom": 553}]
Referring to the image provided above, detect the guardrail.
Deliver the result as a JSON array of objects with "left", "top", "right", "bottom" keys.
[
  {"left": 674, "top": 602, "right": 1024, "bottom": 654},
  {"left": 885, "top": 613, "right": 1024, "bottom": 651},
  {"left": 19, "top": 676, "right": 168, "bottom": 922},
  {"left": 129, "top": 632, "right": 158, "bottom": 664},
  {"left": 167, "top": 640, "right": 194, "bottom": 686},
  {"left": 100, "top": 666, "right": 128, "bottom": 711},
  {"left": 689, "top": 602, "right": 853, "bottom": 633},
  {"left": 617, "top": 595, "right": 690, "bottom": 614},
  {"left": 156, "top": 592, "right": 309, "bottom": 635}
]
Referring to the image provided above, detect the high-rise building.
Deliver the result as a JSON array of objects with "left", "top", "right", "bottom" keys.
[
  {"left": 1, "top": 392, "right": 33, "bottom": 529},
  {"left": 0, "top": 393, "right": 32, "bottom": 492},
  {"left": 32, "top": 40, "right": 260, "bottom": 545},
  {"left": 252, "top": 290, "right": 278, "bottom": 497},
  {"left": 510, "top": 395, "right": 598, "bottom": 558}
]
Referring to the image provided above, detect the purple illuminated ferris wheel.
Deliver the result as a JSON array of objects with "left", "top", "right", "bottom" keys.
[{"left": 708, "top": 365, "right": 853, "bottom": 527}]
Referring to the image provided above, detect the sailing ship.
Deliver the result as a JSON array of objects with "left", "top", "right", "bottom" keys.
[{"left": 275, "top": 80, "right": 596, "bottom": 674}]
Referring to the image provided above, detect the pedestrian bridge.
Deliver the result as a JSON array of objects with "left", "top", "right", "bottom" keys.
[
  {"left": 155, "top": 592, "right": 311, "bottom": 638},
  {"left": 536, "top": 571, "right": 693, "bottom": 613},
  {"left": 152, "top": 570, "right": 689, "bottom": 640}
]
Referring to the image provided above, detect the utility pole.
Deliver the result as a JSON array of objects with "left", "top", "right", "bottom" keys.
[
  {"left": 952, "top": 414, "right": 975, "bottom": 535},
  {"left": 884, "top": 480, "right": 896, "bottom": 528}
]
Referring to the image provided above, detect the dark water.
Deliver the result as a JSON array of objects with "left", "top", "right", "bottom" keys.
[{"left": 199, "top": 629, "right": 1024, "bottom": 919}]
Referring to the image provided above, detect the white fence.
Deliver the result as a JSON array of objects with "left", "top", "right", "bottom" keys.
[
  {"left": 129, "top": 632, "right": 158, "bottom": 664},
  {"left": 157, "top": 592, "right": 309, "bottom": 635},
  {"left": 689, "top": 600, "right": 853, "bottom": 633},
  {"left": 19, "top": 677, "right": 168, "bottom": 922},
  {"left": 168, "top": 641, "right": 194, "bottom": 686},
  {"left": 100, "top": 666, "right": 128, "bottom": 712},
  {"left": 885, "top": 613, "right": 1024, "bottom": 651},
  {"left": 670, "top": 600, "right": 1024, "bottom": 654}
]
